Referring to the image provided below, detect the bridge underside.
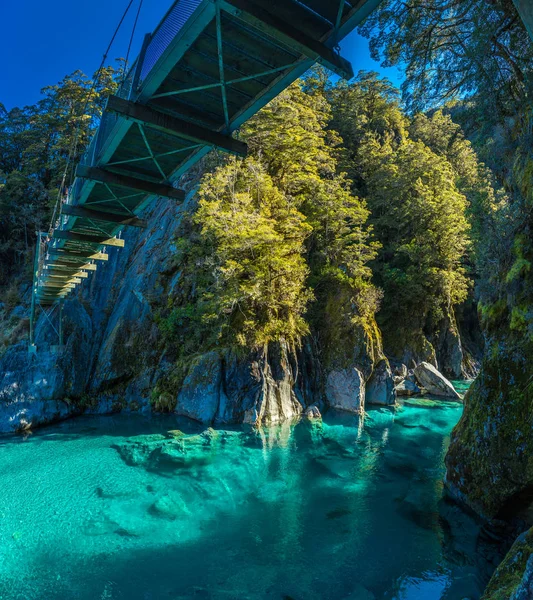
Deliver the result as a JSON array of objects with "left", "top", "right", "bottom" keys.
[{"left": 34, "top": 0, "right": 382, "bottom": 306}]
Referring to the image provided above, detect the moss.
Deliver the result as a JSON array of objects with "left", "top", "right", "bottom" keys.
[
  {"left": 513, "top": 150, "right": 533, "bottom": 207},
  {"left": 149, "top": 355, "right": 203, "bottom": 414},
  {"left": 445, "top": 332, "right": 533, "bottom": 518},
  {"left": 506, "top": 258, "right": 531, "bottom": 284},
  {"left": 2, "top": 284, "right": 20, "bottom": 312},
  {"left": 308, "top": 282, "right": 383, "bottom": 374},
  {"left": 150, "top": 388, "right": 177, "bottom": 414},
  {"left": 482, "top": 527, "right": 533, "bottom": 600},
  {"left": 510, "top": 305, "right": 531, "bottom": 334},
  {"left": 479, "top": 299, "right": 508, "bottom": 328},
  {"left": 70, "top": 394, "right": 99, "bottom": 411},
  {"left": 129, "top": 400, "right": 141, "bottom": 412}
]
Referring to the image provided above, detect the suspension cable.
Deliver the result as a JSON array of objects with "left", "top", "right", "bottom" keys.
[
  {"left": 123, "top": 0, "right": 144, "bottom": 86},
  {"left": 47, "top": 0, "right": 139, "bottom": 235}
]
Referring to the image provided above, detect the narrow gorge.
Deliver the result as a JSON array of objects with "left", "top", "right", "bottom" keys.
[{"left": 1, "top": 0, "right": 533, "bottom": 598}]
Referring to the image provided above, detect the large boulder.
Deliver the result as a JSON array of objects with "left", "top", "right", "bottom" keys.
[
  {"left": 175, "top": 340, "right": 304, "bottom": 426},
  {"left": 366, "top": 359, "right": 396, "bottom": 405},
  {"left": 414, "top": 362, "right": 461, "bottom": 400},
  {"left": 482, "top": 527, "right": 533, "bottom": 600},
  {"left": 445, "top": 336, "right": 533, "bottom": 519},
  {"left": 325, "top": 367, "right": 365, "bottom": 414},
  {"left": 221, "top": 340, "right": 303, "bottom": 425}
]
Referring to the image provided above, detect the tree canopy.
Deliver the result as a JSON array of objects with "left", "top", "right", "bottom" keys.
[
  {"left": 359, "top": 0, "right": 533, "bottom": 122},
  {"left": 0, "top": 64, "right": 121, "bottom": 283}
]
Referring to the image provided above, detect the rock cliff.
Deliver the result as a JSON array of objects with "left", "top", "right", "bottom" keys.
[{"left": 0, "top": 195, "right": 395, "bottom": 433}]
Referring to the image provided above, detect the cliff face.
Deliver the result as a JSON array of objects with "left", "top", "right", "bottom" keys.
[
  {"left": 0, "top": 196, "right": 395, "bottom": 433},
  {"left": 445, "top": 143, "right": 533, "bottom": 521},
  {"left": 381, "top": 301, "right": 482, "bottom": 382},
  {"left": 445, "top": 331, "right": 533, "bottom": 519}
]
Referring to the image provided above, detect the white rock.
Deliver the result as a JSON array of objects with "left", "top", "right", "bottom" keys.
[
  {"left": 414, "top": 362, "right": 461, "bottom": 400},
  {"left": 325, "top": 367, "right": 365, "bottom": 414}
]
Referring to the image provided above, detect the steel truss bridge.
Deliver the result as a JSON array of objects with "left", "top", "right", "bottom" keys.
[{"left": 29, "top": 0, "right": 383, "bottom": 349}]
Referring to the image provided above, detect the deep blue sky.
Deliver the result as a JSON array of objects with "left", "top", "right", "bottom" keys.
[{"left": 0, "top": 0, "right": 403, "bottom": 110}]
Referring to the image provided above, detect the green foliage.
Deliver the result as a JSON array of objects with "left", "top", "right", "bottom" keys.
[
  {"left": 194, "top": 157, "right": 313, "bottom": 347},
  {"left": 328, "top": 72, "right": 473, "bottom": 355},
  {"left": 359, "top": 0, "right": 533, "bottom": 122},
  {"left": 0, "top": 64, "right": 122, "bottom": 285},
  {"left": 150, "top": 387, "right": 178, "bottom": 414},
  {"left": 506, "top": 257, "right": 531, "bottom": 283},
  {"left": 160, "top": 80, "right": 380, "bottom": 356}
]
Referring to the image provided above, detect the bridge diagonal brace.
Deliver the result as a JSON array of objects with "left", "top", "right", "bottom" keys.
[
  {"left": 105, "top": 95, "right": 248, "bottom": 156},
  {"left": 101, "top": 183, "right": 141, "bottom": 215},
  {"left": 137, "top": 122, "right": 169, "bottom": 180},
  {"left": 219, "top": 0, "right": 354, "bottom": 80}
]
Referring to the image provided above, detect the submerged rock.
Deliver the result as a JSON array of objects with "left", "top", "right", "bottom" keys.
[
  {"left": 149, "top": 492, "right": 190, "bottom": 520},
  {"left": 304, "top": 404, "right": 322, "bottom": 419},
  {"left": 414, "top": 362, "right": 461, "bottom": 400},
  {"left": 366, "top": 359, "right": 396, "bottom": 406},
  {"left": 342, "top": 584, "right": 376, "bottom": 600},
  {"left": 114, "top": 428, "right": 222, "bottom": 470},
  {"left": 325, "top": 367, "right": 365, "bottom": 414}
]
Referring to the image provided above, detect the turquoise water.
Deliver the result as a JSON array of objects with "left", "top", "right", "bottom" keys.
[{"left": 0, "top": 386, "right": 496, "bottom": 600}]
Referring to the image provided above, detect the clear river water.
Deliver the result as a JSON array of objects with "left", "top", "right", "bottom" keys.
[{"left": 0, "top": 381, "right": 500, "bottom": 600}]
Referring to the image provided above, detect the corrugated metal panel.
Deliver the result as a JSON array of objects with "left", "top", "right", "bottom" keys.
[{"left": 140, "top": 0, "right": 203, "bottom": 82}]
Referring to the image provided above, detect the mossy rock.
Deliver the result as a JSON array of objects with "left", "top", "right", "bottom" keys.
[
  {"left": 445, "top": 333, "right": 533, "bottom": 518},
  {"left": 482, "top": 527, "right": 533, "bottom": 600}
]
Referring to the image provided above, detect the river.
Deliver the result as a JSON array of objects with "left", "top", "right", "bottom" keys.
[{"left": 0, "top": 381, "right": 499, "bottom": 599}]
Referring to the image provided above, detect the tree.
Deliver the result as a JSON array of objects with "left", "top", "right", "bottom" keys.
[
  {"left": 194, "top": 158, "right": 313, "bottom": 347},
  {"left": 161, "top": 80, "right": 380, "bottom": 355},
  {"left": 328, "top": 73, "right": 473, "bottom": 358},
  {"left": 360, "top": 136, "right": 470, "bottom": 339},
  {"left": 0, "top": 64, "right": 122, "bottom": 285},
  {"left": 359, "top": 0, "right": 533, "bottom": 123}
]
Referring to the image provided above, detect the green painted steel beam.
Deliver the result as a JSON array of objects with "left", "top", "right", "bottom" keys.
[
  {"left": 106, "top": 95, "right": 248, "bottom": 156},
  {"left": 47, "top": 262, "right": 98, "bottom": 271},
  {"left": 39, "top": 282, "right": 76, "bottom": 289},
  {"left": 75, "top": 165, "right": 186, "bottom": 202},
  {"left": 47, "top": 249, "right": 108, "bottom": 261},
  {"left": 46, "top": 275, "right": 83, "bottom": 284},
  {"left": 219, "top": 0, "right": 354, "bottom": 80},
  {"left": 53, "top": 230, "right": 125, "bottom": 247},
  {"left": 61, "top": 204, "right": 147, "bottom": 228},
  {"left": 45, "top": 268, "right": 89, "bottom": 278}
]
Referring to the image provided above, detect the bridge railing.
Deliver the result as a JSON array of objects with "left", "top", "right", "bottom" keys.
[
  {"left": 68, "top": 57, "right": 140, "bottom": 207},
  {"left": 139, "top": 0, "right": 202, "bottom": 83}
]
